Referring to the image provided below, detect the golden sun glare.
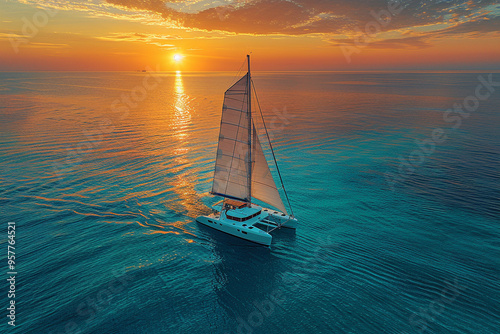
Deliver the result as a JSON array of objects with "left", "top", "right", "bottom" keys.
[{"left": 173, "top": 54, "right": 183, "bottom": 62}]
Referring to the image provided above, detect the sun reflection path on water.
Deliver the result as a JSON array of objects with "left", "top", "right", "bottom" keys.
[
  {"left": 95, "top": 71, "right": 209, "bottom": 241},
  {"left": 169, "top": 71, "right": 209, "bottom": 228},
  {"left": 173, "top": 70, "right": 191, "bottom": 142}
]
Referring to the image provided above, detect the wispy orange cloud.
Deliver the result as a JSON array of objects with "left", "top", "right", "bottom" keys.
[{"left": 15, "top": 0, "right": 500, "bottom": 37}]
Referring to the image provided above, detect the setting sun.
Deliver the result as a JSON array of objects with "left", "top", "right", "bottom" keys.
[{"left": 173, "top": 54, "right": 183, "bottom": 62}]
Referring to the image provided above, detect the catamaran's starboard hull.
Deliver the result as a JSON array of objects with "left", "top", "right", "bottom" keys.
[
  {"left": 196, "top": 215, "right": 272, "bottom": 246},
  {"left": 263, "top": 212, "right": 298, "bottom": 229},
  {"left": 273, "top": 215, "right": 298, "bottom": 229}
]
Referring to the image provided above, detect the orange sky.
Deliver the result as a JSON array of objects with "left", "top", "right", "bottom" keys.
[{"left": 1, "top": 0, "right": 499, "bottom": 71}]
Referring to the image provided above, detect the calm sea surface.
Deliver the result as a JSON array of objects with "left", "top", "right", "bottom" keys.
[{"left": 0, "top": 71, "right": 499, "bottom": 333}]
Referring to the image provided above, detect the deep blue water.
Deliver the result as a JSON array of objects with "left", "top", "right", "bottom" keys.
[{"left": 0, "top": 71, "right": 499, "bottom": 333}]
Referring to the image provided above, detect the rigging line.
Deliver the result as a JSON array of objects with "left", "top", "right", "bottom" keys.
[
  {"left": 226, "top": 58, "right": 247, "bottom": 89},
  {"left": 251, "top": 78, "right": 295, "bottom": 217}
]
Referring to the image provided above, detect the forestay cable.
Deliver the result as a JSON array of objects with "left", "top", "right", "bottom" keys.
[{"left": 251, "top": 79, "right": 295, "bottom": 217}]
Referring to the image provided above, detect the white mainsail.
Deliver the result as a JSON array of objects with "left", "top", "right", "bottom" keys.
[
  {"left": 251, "top": 125, "right": 288, "bottom": 214},
  {"left": 211, "top": 74, "right": 251, "bottom": 202}
]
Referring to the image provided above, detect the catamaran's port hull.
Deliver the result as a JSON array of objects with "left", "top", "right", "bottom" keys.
[{"left": 196, "top": 215, "right": 272, "bottom": 246}]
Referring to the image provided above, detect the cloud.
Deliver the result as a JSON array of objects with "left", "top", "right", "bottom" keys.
[
  {"left": 12, "top": 0, "right": 500, "bottom": 42},
  {"left": 20, "top": 42, "right": 69, "bottom": 48},
  {"left": 97, "top": 0, "right": 500, "bottom": 36},
  {"left": 431, "top": 14, "right": 500, "bottom": 36},
  {"left": 97, "top": 32, "right": 180, "bottom": 48},
  {"left": 98, "top": 32, "right": 181, "bottom": 42},
  {"left": 96, "top": 31, "right": 223, "bottom": 49},
  {"left": 331, "top": 35, "right": 432, "bottom": 49},
  {"left": 103, "top": 0, "right": 317, "bottom": 34}
]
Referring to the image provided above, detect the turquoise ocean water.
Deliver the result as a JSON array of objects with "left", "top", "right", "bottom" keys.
[{"left": 0, "top": 71, "right": 499, "bottom": 333}]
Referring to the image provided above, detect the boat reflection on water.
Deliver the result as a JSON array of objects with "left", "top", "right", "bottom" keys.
[{"left": 201, "top": 226, "right": 295, "bottom": 331}]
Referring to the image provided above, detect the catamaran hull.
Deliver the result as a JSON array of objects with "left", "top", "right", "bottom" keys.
[
  {"left": 274, "top": 215, "right": 298, "bottom": 229},
  {"left": 196, "top": 215, "right": 272, "bottom": 246},
  {"left": 261, "top": 209, "right": 298, "bottom": 229}
]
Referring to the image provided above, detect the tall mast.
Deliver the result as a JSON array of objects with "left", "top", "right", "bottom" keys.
[{"left": 247, "top": 54, "right": 252, "bottom": 206}]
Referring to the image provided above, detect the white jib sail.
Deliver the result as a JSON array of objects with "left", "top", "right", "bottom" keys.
[
  {"left": 211, "top": 74, "right": 251, "bottom": 202},
  {"left": 251, "top": 125, "right": 288, "bottom": 215}
]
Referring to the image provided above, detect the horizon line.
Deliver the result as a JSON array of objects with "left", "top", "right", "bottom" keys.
[{"left": 2, "top": 69, "right": 500, "bottom": 73}]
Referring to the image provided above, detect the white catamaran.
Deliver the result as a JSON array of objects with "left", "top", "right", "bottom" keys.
[{"left": 196, "top": 55, "right": 297, "bottom": 246}]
